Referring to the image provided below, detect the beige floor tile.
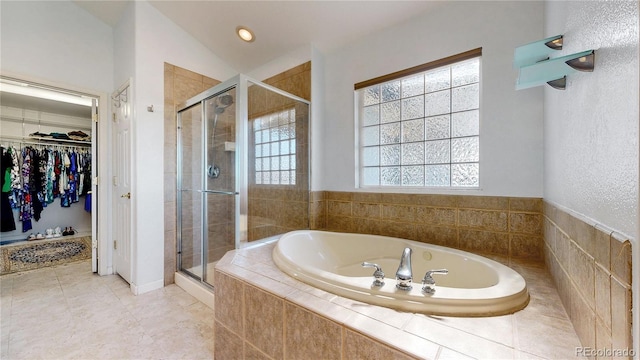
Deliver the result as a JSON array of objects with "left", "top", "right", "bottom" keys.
[{"left": 1, "top": 260, "right": 214, "bottom": 360}]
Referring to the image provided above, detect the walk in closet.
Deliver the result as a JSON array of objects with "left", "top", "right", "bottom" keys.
[{"left": 0, "top": 77, "right": 98, "bottom": 274}]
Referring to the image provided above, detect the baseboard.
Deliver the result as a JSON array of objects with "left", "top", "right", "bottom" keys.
[
  {"left": 175, "top": 272, "right": 215, "bottom": 309},
  {"left": 131, "top": 279, "right": 164, "bottom": 295}
]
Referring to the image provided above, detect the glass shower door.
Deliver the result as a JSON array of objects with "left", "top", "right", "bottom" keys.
[
  {"left": 203, "top": 90, "right": 237, "bottom": 286},
  {"left": 178, "top": 89, "right": 238, "bottom": 286},
  {"left": 178, "top": 102, "right": 204, "bottom": 278}
]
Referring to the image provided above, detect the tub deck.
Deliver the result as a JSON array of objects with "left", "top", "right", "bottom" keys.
[{"left": 214, "top": 241, "right": 583, "bottom": 359}]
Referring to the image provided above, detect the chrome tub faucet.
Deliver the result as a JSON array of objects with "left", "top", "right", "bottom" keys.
[
  {"left": 422, "top": 269, "right": 449, "bottom": 294},
  {"left": 395, "top": 247, "right": 413, "bottom": 290}
]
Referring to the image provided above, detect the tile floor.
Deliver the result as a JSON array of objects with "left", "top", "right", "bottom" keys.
[{"left": 1, "top": 260, "right": 214, "bottom": 359}]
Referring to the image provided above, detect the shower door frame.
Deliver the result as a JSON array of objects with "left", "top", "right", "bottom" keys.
[{"left": 176, "top": 74, "right": 311, "bottom": 286}]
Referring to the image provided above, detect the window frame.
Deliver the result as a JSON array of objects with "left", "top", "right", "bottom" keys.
[{"left": 355, "top": 48, "right": 482, "bottom": 190}]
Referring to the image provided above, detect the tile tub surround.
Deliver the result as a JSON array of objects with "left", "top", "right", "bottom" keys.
[
  {"left": 214, "top": 242, "right": 583, "bottom": 360},
  {"left": 310, "top": 192, "right": 543, "bottom": 262},
  {"left": 543, "top": 202, "right": 633, "bottom": 356}
]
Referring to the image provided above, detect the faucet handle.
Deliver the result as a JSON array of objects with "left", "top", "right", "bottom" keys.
[
  {"left": 362, "top": 262, "right": 385, "bottom": 287},
  {"left": 422, "top": 269, "right": 448, "bottom": 294}
]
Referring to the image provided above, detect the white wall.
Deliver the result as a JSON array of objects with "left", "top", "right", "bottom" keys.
[
  {"left": 544, "top": 0, "right": 638, "bottom": 240},
  {"left": 321, "top": 1, "right": 544, "bottom": 197},
  {"left": 544, "top": 0, "right": 639, "bottom": 353},
  {"left": 0, "top": 0, "right": 113, "bottom": 93},
  {"left": 127, "top": 1, "right": 236, "bottom": 292}
]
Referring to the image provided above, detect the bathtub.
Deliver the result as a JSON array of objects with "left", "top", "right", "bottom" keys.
[{"left": 272, "top": 230, "right": 529, "bottom": 316}]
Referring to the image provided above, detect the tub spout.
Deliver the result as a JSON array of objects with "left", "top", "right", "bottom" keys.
[{"left": 395, "top": 247, "right": 413, "bottom": 290}]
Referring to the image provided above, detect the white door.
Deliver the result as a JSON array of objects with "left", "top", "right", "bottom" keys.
[{"left": 112, "top": 83, "right": 132, "bottom": 283}]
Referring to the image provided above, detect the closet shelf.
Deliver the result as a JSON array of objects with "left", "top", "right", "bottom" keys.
[
  {"left": 1, "top": 135, "right": 91, "bottom": 147},
  {"left": 1, "top": 113, "right": 92, "bottom": 131}
]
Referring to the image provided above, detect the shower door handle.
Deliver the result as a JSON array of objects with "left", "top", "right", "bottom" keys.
[
  {"left": 179, "top": 189, "right": 238, "bottom": 196},
  {"left": 201, "top": 190, "right": 239, "bottom": 196}
]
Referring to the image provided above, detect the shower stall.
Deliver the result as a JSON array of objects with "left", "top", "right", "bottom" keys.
[{"left": 176, "top": 74, "right": 310, "bottom": 287}]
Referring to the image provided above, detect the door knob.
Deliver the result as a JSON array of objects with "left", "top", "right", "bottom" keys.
[{"left": 121, "top": 192, "right": 131, "bottom": 199}]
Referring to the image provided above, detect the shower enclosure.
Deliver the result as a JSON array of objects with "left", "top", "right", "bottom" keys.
[{"left": 176, "top": 74, "right": 310, "bottom": 287}]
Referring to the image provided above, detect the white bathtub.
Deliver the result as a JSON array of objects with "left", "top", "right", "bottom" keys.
[{"left": 272, "top": 230, "right": 529, "bottom": 316}]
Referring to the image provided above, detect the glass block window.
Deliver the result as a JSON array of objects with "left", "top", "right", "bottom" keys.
[
  {"left": 253, "top": 109, "right": 296, "bottom": 185},
  {"left": 357, "top": 54, "right": 480, "bottom": 188}
]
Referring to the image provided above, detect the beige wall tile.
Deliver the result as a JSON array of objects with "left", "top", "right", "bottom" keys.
[
  {"left": 245, "top": 342, "right": 271, "bottom": 360},
  {"left": 203, "top": 76, "right": 221, "bottom": 89},
  {"left": 326, "top": 215, "right": 354, "bottom": 233},
  {"left": 380, "top": 193, "right": 418, "bottom": 205},
  {"left": 458, "top": 209, "right": 508, "bottom": 232},
  {"left": 555, "top": 229, "right": 571, "bottom": 269},
  {"left": 594, "top": 264, "right": 612, "bottom": 331},
  {"left": 509, "top": 213, "right": 542, "bottom": 235},
  {"left": 458, "top": 195, "right": 509, "bottom": 210},
  {"left": 459, "top": 229, "right": 509, "bottom": 256},
  {"left": 595, "top": 319, "right": 613, "bottom": 360},
  {"left": 382, "top": 204, "right": 416, "bottom": 222},
  {"left": 543, "top": 201, "right": 557, "bottom": 223},
  {"left": 415, "top": 225, "right": 458, "bottom": 248},
  {"left": 325, "top": 191, "right": 353, "bottom": 201},
  {"left": 214, "top": 321, "right": 244, "bottom": 360},
  {"left": 164, "top": 230, "right": 176, "bottom": 285},
  {"left": 570, "top": 285, "right": 596, "bottom": 351},
  {"left": 327, "top": 200, "right": 352, "bottom": 217},
  {"left": 352, "top": 192, "right": 382, "bottom": 203},
  {"left": 412, "top": 194, "right": 460, "bottom": 208},
  {"left": 569, "top": 241, "right": 595, "bottom": 310},
  {"left": 610, "top": 234, "right": 632, "bottom": 287},
  {"left": 353, "top": 218, "right": 381, "bottom": 235},
  {"left": 510, "top": 234, "right": 542, "bottom": 260},
  {"left": 573, "top": 217, "right": 596, "bottom": 257},
  {"left": 284, "top": 303, "right": 341, "bottom": 360},
  {"left": 343, "top": 329, "right": 416, "bottom": 360},
  {"left": 244, "top": 285, "right": 284, "bottom": 359},
  {"left": 174, "top": 66, "right": 203, "bottom": 82},
  {"left": 509, "top": 197, "right": 543, "bottom": 212},
  {"left": 378, "top": 221, "right": 416, "bottom": 240},
  {"left": 610, "top": 277, "right": 632, "bottom": 353},
  {"left": 415, "top": 207, "right": 456, "bottom": 226},
  {"left": 594, "top": 225, "right": 612, "bottom": 270},
  {"left": 214, "top": 271, "right": 244, "bottom": 336},
  {"left": 353, "top": 202, "right": 381, "bottom": 219},
  {"left": 543, "top": 218, "right": 556, "bottom": 252}
]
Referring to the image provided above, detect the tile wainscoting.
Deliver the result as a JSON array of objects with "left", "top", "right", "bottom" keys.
[
  {"left": 543, "top": 201, "right": 633, "bottom": 356},
  {"left": 310, "top": 191, "right": 543, "bottom": 263}
]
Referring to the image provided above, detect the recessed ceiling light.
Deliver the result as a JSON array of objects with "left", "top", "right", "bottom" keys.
[{"left": 236, "top": 26, "right": 255, "bottom": 43}]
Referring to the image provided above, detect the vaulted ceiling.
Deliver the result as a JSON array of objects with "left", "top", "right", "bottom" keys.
[{"left": 72, "top": 0, "right": 441, "bottom": 72}]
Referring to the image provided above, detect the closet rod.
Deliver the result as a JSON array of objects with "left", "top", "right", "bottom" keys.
[
  {"left": 1, "top": 115, "right": 92, "bottom": 131},
  {"left": 0, "top": 136, "right": 91, "bottom": 148}
]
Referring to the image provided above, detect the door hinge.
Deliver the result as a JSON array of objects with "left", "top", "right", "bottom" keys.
[
  {"left": 92, "top": 239, "right": 98, "bottom": 249},
  {"left": 113, "top": 240, "right": 117, "bottom": 250},
  {"left": 92, "top": 113, "right": 98, "bottom": 123},
  {"left": 93, "top": 176, "right": 98, "bottom": 186},
  {"left": 112, "top": 113, "right": 117, "bottom": 122}
]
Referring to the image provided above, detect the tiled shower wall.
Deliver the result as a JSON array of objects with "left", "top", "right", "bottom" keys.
[
  {"left": 247, "top": 62, "right": 312, "bottom": 242},
  {"left": 543, "top": 202, "right": 633, "bottom": 355},
  {"left": 164, "top": 62, "right": 311, "bottom": 282},
  {"left": 164, "top": 63, "right": 221, "bottom": 285},
  {"left": 310, "top": 191, "right": 543, "bottom": 262}
]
